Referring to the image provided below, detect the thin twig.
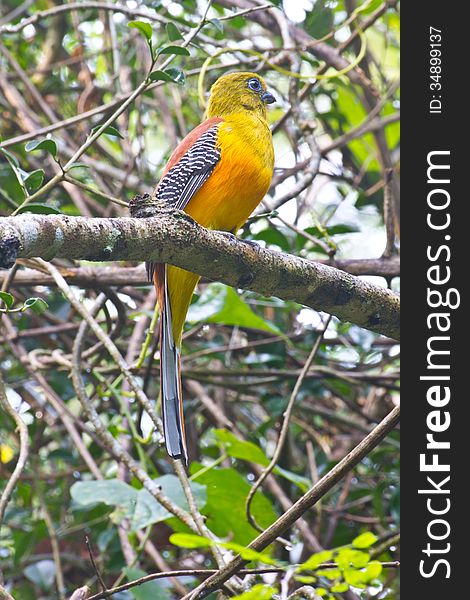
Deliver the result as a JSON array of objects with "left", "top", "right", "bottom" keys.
[
  {"left": 245, "top": 316, "right": 331, "bottom": 531},
  {"left": 68, "top": 289, "right": 197, "bottom": 528},
  {"left": 35, "top": 260, "right": 163, "bottom": 432},
  {"left": 0, "top": 373, "right": 30, "bottom": 530},
  {"left": 0, "top": 587, "right": 16, "bottom": 600},
  {"left": 182, "top": 403, "right": 400, "bottom": 599},
  {"left": 62, "top": 175, "right": 128, "bottom": 207},
  {"left": 8, "top": 9, "right": 208, "bottom": 215},
  {"left": 0, "top": 59, "right": 259, "bottom": 150},
  {"left": 85, "top": 562, "right": 400, "bottom": 599},
  {"left": 173, "top": 459, "right": 230, "bottom": 571},
  {"left": 85, "top": 535, "right": 107, "bottom": 592},
  {"left": 382, "top": 168, "right": 398, "bottom": 257},
  {"left": 0, "top": 1, "right": 170, "bottom": 34},
  {"left": 35, "top": 481, "right": 66, "bottom": 599},
  {"left": 217, "top": 3, "right": 273, "bottom": 21}
]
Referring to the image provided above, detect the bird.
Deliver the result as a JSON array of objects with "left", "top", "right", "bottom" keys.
[{"left": 147, "top": 71, "right": 276, "bottom": 464}]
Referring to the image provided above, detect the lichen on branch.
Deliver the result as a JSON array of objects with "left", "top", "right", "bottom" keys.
[{"left": 0, "top": 209, "right": 400, "bottom": 340}]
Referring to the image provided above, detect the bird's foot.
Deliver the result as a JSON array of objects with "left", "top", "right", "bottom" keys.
[
  {"left": 216, "top": 231, "right": 260, "bottom": 251},
  {"left": 216, "top": 230, "right": 237, "bottom": 242},
  {"left": 129, "top": 193, "right": 158, "bottom": 218},
  {"left": 239, "top": 238, "right": 260, "bottom": 250}
]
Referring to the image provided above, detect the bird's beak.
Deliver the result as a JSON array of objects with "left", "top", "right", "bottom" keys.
[{"left": 261, "top": 90, "right": 276, "bottom": 104}]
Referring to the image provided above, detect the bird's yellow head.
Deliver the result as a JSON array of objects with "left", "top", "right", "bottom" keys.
[{"left": 207, "top": 71, "right": 276, "bottom": 120}]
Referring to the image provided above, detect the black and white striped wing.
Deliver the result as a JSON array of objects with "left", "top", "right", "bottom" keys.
[
  {"left": 156, "top": 125, "right": 221, "bottom": 210},
  {"left": 147, "top": 124, "right": 221, "bottom": 282}
]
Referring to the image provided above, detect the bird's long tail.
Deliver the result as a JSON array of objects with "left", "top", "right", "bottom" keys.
[{"left": 154, "top": 265, "right": 188, "bottom": 464}]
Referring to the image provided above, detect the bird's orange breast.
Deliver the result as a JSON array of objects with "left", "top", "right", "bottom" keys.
[
  {"left": 165, "top": 113, "right": 274, "bottom": 344},
  {"left": 184, "top": 115, "right": 274, "bottom": 233}
]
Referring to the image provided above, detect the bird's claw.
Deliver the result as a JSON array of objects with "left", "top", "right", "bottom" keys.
[
  {"left": 217, "top": 230, "right": 238, "bottom": 242},
  {"left": 216, "top": 231, "right": 260, "bottom": 251},
  {"left": 239, "top": 238, "right": 260, "bottom": 250}
]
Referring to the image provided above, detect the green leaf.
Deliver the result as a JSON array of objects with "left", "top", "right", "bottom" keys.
[
  {"left": 166, "top": 22, "right": 183, "bottom": 41},
  {"left": 170, "top": 533, "right": 277, "bottom": 565},
  {"left": 67, "top": 163, "right": 90, "bottom": 171},
  {"left": 355, "top": 0, "right": 383, "bottom": 14},
  {"left": 231, "top": 584, "right": 278, "bottom": 599},
  {"left": 363, "top": 560, "right": 383, "bottom": 581},
  {"left": 215, "top": 433, "right": 309, "bottom": 489},
  {"left": 273, "top": 465, "right": 310, "bottom": 492},
  {"left": 131, "top": 488, "right": 171, "bottom": 530},
  {"left": 23, "top": 297, "right": 48, "bottom": 314},
  {"left": 72, "top": 479, "right": 135, "bottom": 507},
  {"left": 187, "top": 283, "right": 281, "bottom": 335},
  {"left": 149, "top": 70, "right": 174, "bottom": 82},
  {"left": 298, "top": 550, "right": 333, "bottom": 571},
  {"left": 0, "top": 146, "right": 20, "bottom": 167},
  {"left": 149, "top": 68, "right": 185, "bottom": 85},
  {"left": 343, "top": 568, "right": 367, "bottom": 588},
  {"left": 390, "top": 486, "right": 400, "bottom": 524},
  {"left": 303, "top": 224, "right": 358, "bottom": 238},
  {"left": 128, "top": 20, "right": 153, "bottom": 41},
  {"left": 336, "top": 547, "right": 369, "bottom": 569},
  {"left": 13, "top": 528, "right": 39, "bottom": 565},
  {"left": 294, "top": 575, "right": 317, "bottom": 584},
  {"left": 164, "top": 67, "right": 186, "bottom": 86},
  {"left": 214, "top": 429, "right": 269, "bottom": 466},
  {"left": 219, "top": 541, "right": 278, "bottom": 565},
  {"left": 71, "top": 476, "right": 206, "bottom": 531},
  {"left": 16, "top": 203, "right": 62, "bottom": 215},
  {"left": 334, "top": 84, "right": 380, "bottom": 172},
  {"left": 25, "top": 139, "right": 58, "bottom": 159},
  {"left": 157, "top": 45, "right": 190, "bottom": 56},
  {"left": 0, "top": 148, "right": 27, "bottom": 199},
  {"left": 304, "top": 0, "right": 334, "bottom": 39},
  {"left": 189, "top": 464, "right": 277, "bottom": 545},
  {"left": 316, "top": 568, "right": 341, "bottom": 580},
  {"left": 0, "top": 292, "right": 14, "bottom": 309},
  {"left": 350, "top": 551, "right": 371, "bottom": 569},
  {"left": 24, "top": 169, "right": 44, "bottom": 192},
  {"left": 169, "top": 532, "right": 212, "bottom": 549},
  {"left": 90, "top": 125, "right": 124, "bottom": 139},
  {"left": 331, "top": 582, "right": 349, "bottom": 592},
  {"left": 352, "top": 532, "right": 378, "bottom": 549},
  {"left": 24, "top": 560, "right": 56, "bottom": 590},
  {"left": 254, "top": 227, "right": 290, "bottom": 251}
]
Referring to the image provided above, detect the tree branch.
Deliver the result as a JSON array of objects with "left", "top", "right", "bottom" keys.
[
  {"left": 0, "top": 212, "right": 399, "bottom": 340},
  {"left": 183, "top": 404, "right": 400, "bottom": 599},
  {"left": 0, "top": 256, "right": 400, "bottom": 288},
  {"left": 84, "top": 563, "right": 399, "bottom": 600}
]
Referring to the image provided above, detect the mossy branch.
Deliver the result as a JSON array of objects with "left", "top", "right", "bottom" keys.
[{"left": 0, "top": 208, "right": 400, "bottom": 340}]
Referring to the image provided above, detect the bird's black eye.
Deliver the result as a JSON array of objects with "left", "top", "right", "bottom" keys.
[{"left": 247, "top": 77, "right": 262, "bottom": 93}]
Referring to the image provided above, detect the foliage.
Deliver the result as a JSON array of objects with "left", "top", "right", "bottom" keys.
[{"left": 0, "top": 0, "right": 400, "bottom": 599}]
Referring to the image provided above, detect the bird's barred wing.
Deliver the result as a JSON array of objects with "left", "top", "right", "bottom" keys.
[
  {"left": 155, "top": 122, "right": 222, "bottom": 210},
  {"left": 146, "top": 119, "right": 222, "bottom": 282}
]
